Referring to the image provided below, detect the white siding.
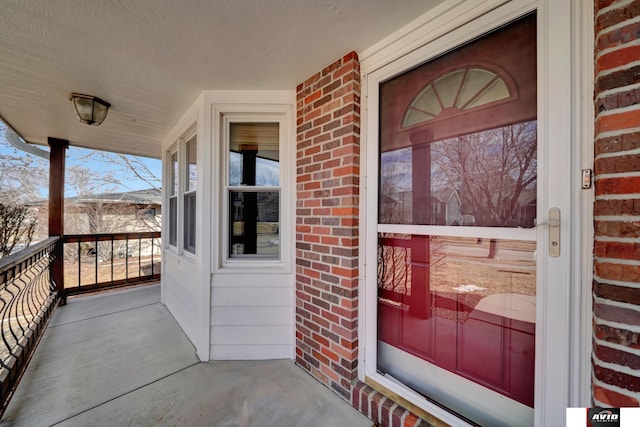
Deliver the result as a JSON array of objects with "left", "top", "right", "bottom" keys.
[
  {"left": 163, "top": 253, "right": 199, "bottom": 347},
  {"left": 162, "top": 91, "right": 295, "bottom": 362},
  {"left": 210, "top": 272, "right": 293, "bottom": 360}
]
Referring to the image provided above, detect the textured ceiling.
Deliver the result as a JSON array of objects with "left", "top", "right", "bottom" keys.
[{"left": 0, "top": 0, "right": 444, "bottom": 159}]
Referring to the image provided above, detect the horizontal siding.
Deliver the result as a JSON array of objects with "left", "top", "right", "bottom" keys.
[
  {"left": 210, "top": 325, "right": 291, "bottom": 345},
  {"left": 211, "top": 306, "right": 291, "bottom": 326},
  {"left": 212, "top": 272, "right": 293, "bottom": 287},
  {"left": 163, "top": 254, "right": 199, "bottom": 349},
  {"left": 211, "top": 286, "right": 292, "bottom": 307},
  {"left": 210, "top": 271, "right": 293, "bottom": 361},
  {"left": 210, "top": 344, "right": 291, "bottom": 360}
]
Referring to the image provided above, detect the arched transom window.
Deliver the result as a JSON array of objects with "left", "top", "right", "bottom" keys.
[{"left": 402, "top": 67, "right": 513, "bottom": 128}]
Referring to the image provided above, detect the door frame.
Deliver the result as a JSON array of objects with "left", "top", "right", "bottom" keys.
[{"left": 358, "top": 0, "right": 592, "bottom": 425}]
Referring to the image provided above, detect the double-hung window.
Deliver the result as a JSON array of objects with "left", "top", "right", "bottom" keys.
[
  {"left": 166, "top": 130, "right": 197, "bottom": 255},
  {"left": 183, "top": 136, "right": 197, "bottom": 254},
  {"left": 168, "top": 149, "right": 178, "bottom": 247},
  {"left": 225, "top": 120, "right": 281, "bottom": 260}
]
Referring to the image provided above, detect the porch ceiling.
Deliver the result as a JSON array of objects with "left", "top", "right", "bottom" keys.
[{"left": 0, "top": 0, "right": 444, "bottom": 159}]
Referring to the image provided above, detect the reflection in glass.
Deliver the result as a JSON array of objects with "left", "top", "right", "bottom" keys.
[
  {"left": 169, "top": 197, "right": 177, "bottom": 246},
  {"left": 379, "top": 121, "right": 537, "bottom": 227},
  {"left": 229, "top": 191, "right": 279, "bottom": 258},
  {"left": 170, "top": 151, "right": 178, "bottom": 196},
  {"left": 229, "top": 123, "right": 279, "bottom": 186},
  {"left": 377, "top": 234, "right": 536, "bottom": 407},
  {"left": 184, "top": 193, "right": 196, "bottom": 253},
  {"left": 186, "top": 136, "right": 197, "bottom": 192}
]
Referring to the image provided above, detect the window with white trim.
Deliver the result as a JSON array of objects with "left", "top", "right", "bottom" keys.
[
  {"left": 168, "top": 149, "right": 178, "bottom": 247},
  {"left": 166, "top": 130, "right": 197, "bottom": 255},
  {"left": 225, "top": 120, "right": 280, "bottom": 260},
  {"left": 183, "top": 135, "right": 197, "bottom": 254}
]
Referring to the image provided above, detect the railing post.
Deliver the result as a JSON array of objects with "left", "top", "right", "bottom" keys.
[{"left": 48, "top": 137, "right": 69, "bottom": 304}]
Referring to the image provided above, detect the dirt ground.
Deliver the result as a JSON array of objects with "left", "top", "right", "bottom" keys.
[{"left": 64, "top": 255, "right": 161, "bottom": 287}]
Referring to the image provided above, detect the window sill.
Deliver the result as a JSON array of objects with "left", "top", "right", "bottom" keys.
[
  {"left": 215, "top": 258, "right": 290, "bottom": 274},
  {"left": 364, "top": 373, "right": 473, "bottom": 427}
]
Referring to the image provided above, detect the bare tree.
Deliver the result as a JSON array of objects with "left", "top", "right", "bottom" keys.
[
  {"left": 431, "top": 121, "right": 537, "bottom": 228},
  {"left": 0, "top": 204, "right": 37, "bottom": 258}
]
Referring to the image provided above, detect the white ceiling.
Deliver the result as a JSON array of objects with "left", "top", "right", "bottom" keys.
[{"left": 0, "top": 0, "right": 445, "bottom": 159}]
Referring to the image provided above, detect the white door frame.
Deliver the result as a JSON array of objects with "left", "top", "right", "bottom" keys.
[{"left": 358, "top": 0, "right": 591, "bottom": 425}]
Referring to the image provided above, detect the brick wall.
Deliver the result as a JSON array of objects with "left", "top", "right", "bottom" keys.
[
  {"left": 295, "top": 52, "right": 361, "bottom": 399},
  {"left": 593, "top": 0, "right": 640, "bottom": 407}
]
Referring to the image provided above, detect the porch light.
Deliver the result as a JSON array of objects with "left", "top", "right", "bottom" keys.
[{"left": 69, "top": 93, "right": 111, "bottom": 126}]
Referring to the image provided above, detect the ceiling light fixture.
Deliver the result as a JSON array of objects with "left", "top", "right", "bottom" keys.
[{"left": 69, "top": 93, "right": 111, "bottom": 126}]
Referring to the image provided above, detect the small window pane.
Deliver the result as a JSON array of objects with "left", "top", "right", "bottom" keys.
[
  {"left": 183, "top": 193, "right": 196, "bottom": 253},
  {"left": 229, "top": 123, "right": 279, "bottom": 186},
  {"left": 169, "top": 196, "right": 177, "bottom": 246},
  {"left": 229, "top": 190, "right": 279, "bottom": 258},
  {"left": 456, "top": 69, "right": 497, "bottom": 108},
  {"left": 185, "top": 136, "right": 197, "bottom": 192},
  {"left": 433, "top": 70, "right": 466, "bottom": 108},
  {"left": 170, "top": 152, "right": 178, "bottom": 196}
]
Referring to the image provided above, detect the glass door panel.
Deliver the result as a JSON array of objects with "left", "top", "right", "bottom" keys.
[{"left": 376, "top": 14, "right": 537, "bottom": 427}]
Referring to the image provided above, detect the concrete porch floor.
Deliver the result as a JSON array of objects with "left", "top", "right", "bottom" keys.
[{"left": 1, "top": 285, "right": 371, "bottom": 427}]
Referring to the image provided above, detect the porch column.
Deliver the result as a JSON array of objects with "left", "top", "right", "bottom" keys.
[
  {"left": 48, "top": 137, "right": 68, "bottom": 298},
  {"left": 409, "top": 131, "right": 431, "bottom": 319}
]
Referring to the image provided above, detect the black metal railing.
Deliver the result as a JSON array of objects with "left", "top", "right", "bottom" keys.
[
  {"left": 62, "top": 232, "right": 161, "bottom": 296},
  {"left": 0, "top": 237, "right": 59, "bottom": 414}
]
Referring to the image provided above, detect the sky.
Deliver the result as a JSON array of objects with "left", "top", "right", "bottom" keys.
[{"left": 0, "top": 122, "right": 162, "bottom": 200}]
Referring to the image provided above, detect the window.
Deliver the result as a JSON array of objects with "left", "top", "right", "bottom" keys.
[
  {"left": 184, "top": 135, "right": 197, "bottom": 253},
  {"left": 226, "top": 121, "right": 280, "bottom": 259},
  {"left": 166, "top": 130, "right": 197, "bottom": 255},
  {"left": 168, "top": 150, "right": 178, "bottom": 247}
]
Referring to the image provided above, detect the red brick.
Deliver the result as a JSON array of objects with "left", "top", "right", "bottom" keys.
[
  {"left": 595, "top": 260, "right": 640, "bottom": 282},
  {"left": 404, "top": 413, "right": 419, "bottom": 427},
  {"left": 392, "top": 405, "right": 404, "bottom": 427},
  {"left": 597, "top": 22, "right": 640, "bottom": 50},
  {"left": 343, "top": 51, "right": 358, "bottom": 62},
  {"left": 596, "top": 109, "right": 640, "bottom": 134},
  {"left": 594, "top": 241, "right": 640, "bottom": 260},
  {"left": 371, "top": 394, "right": 384, "bottom": 423},
  {"left": 595, "top": 154, "right": 640, "bottom": 174},
  {"left": 594, "top": 280, "right": 640, "bottom": 305},
  {"left": 596, "top": 176, "right": 640, "bottom": 195},
  {"left": 381, "top": 398, "right": 395, "bottom": 426},
  {"left": 595, "top": 324, "right": 640, "bottom": 348},
  {"left": 352, "top": 382, "right": 364, "bottom": 409},
  {"left": 595, "top": 343, "right": 640, "bottom": 369},
  {"left": 594, "top": 199, "right": 640, "bottom": 216},
  {"left": 596, "top": 2, "right": 640, "bottom": 33},
  {"left": 593, "top": 385, "right": 640, "bottom": 407},
  {"left": 597, "top": 45, "right": 640, "bottom": 73},
  {"left": 594, "top": 363, "right": 640, "bottom": 392}
]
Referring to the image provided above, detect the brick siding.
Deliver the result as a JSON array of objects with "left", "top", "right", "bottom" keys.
[
  {"left": 352, "top": 382, "right": 436, "bottom": 427},
  {"left": 593, "top": 0, "right": 640, "bottom": 407},
  {"left": 295, "top": 52, "right": 361, "bottom": 400},
  {"left": 295, "top": 52, "right": 434, "bottom": 427}
]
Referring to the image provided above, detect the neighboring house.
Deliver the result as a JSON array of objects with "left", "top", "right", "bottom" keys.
[
  {"left": 27, "top": 188, "right": 161, "bottom": 240},
  {"left": 1, "top": 1, "right": 637, "bottom": 426}
]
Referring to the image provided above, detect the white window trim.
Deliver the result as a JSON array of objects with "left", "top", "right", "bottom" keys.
[
  {"left": 358, "top": 0, "right": 589, "bottom": 426},
  {"left": 183, "top": 134, "right": 198, "bottom": 255},
  {"left": 211, "top": 103, "right": 294, "bottom": 274}
]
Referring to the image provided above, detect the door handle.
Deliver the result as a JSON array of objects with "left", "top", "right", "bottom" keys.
[
  {"left": 533, "top": 208, "right": 560, "bottom": 257},
  {"left": 547, "top": 208, "right": 560, "bottom": 257}
]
